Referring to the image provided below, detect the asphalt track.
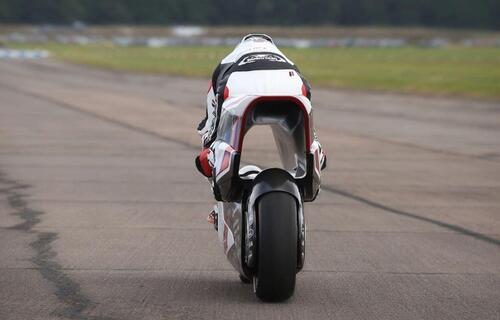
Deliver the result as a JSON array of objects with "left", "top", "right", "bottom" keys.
[{"left": 0, "top": 59, "right": 499, "bottom": 320}]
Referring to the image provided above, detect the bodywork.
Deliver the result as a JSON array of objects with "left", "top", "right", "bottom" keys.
[{"left": 212, "top": 89, "right": 321, "bottom": 276}]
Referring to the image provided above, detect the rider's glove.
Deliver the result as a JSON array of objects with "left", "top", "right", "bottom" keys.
[{"left": 195, "top": 147, "right": 213, "bottom": 178}]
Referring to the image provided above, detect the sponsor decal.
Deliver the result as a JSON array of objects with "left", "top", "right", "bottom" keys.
[{"left": 238, "top": 53, "right": 286, "bottom": 66}]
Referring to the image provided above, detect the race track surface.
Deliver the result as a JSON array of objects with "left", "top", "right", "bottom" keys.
[{"left": 1, "top": 59, "right": 499, "bottom": 320}]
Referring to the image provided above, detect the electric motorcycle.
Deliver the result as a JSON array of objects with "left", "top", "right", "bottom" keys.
[{"left": 210, "top": 90, "right": 324, "bottom": 301}]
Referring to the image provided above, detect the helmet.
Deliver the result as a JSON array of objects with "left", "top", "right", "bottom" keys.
[{"left": 241, "top": 34, "right": 274, "bottom": 44}]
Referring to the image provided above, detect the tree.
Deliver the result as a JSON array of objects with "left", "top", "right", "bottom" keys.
[{"left": 0, "top": 0, "right": 497, "bottom": 30}]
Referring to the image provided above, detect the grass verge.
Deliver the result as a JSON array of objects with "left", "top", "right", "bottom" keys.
[{"left": 13, "top": 43, "right": 500, "bottom": 99}]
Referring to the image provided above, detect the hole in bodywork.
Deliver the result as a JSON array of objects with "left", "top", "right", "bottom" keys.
[
  {"left": 241, "top": 125, "right": 283, "bottom": 169},
  {"left": 240, "top": 101, "right": 308, "bottom": 177}
]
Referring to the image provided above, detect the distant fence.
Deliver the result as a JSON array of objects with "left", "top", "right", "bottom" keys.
[
  {"left": 2, "top": 26, "right": 500, "bottom": 48},
  {"left": 0, "top": 49, "right": 50, "bottom": 59}
]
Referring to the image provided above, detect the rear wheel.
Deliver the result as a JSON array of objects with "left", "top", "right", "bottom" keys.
[{"left": 255, "top": 192, "right": 297, "bottom": 302}]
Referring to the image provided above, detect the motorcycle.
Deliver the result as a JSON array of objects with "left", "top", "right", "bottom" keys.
[{"left": 209, "top": 91, "right": 324, "bottom": 301}]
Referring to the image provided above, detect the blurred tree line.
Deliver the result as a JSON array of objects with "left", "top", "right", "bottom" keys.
[{"left": 0, "top": 0, "right": 498, "bottom": 29}]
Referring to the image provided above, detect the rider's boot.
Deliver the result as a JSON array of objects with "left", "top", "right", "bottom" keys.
[{"left": 207, "top": 205, "right": 218, "bottom": 231}]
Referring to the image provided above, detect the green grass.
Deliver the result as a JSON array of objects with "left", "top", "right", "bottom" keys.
[{"left": 14, "top": 43, "right": 500, "bottom": 99}]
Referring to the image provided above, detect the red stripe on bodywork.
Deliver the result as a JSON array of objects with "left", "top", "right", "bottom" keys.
[{"left": 302, "top": 84, "right": 308, "bottom": 97}]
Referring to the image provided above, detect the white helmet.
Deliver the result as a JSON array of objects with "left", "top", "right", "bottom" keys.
[
  {"left": 221, "top": 33, "right": 285, "bottom": 64},
  {"left": 241, "top": 34, "right": 274, "bottom": 44}
]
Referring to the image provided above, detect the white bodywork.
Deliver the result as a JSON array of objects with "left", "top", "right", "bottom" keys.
[{"left": 226, "top": 69, "right": 304, "bottom": 97}]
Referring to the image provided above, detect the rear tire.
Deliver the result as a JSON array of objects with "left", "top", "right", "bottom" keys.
[{"left": 255, "top": 192, "right": 297, "bottom": 302}]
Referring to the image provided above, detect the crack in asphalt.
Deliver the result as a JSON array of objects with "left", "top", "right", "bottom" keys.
[
  {"left": 1, "top": 83, "right": 499, "bottom": 249},
  {"left": 0, "top": 82, "right": 197, "bottom": 151},
  {"left": 1, "top": 172, "right": 114, "bottom": 320},
  {"left": 326, "top": 128, "right": 500, "bottom": 162},
  {"left": 322, "top": 185, "right": 500, "bottom": 247}
]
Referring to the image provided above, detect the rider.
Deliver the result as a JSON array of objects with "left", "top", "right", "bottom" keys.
[
  {"left": 196, "top": 34, "right": 325, "bottom": 173},
  {"left": 195, "top": 34, "right": 326, "bottom": 221}
]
